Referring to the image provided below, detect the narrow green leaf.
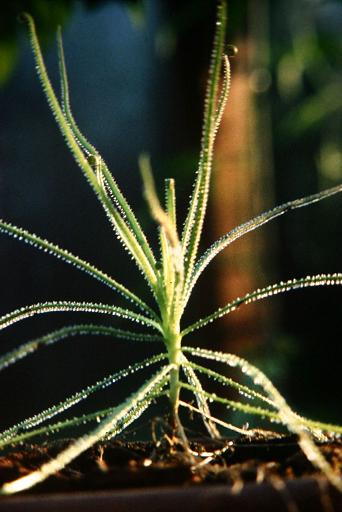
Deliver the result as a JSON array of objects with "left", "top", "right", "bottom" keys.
[
  {"left": 21, "top": 14, "right": 158, "bottom": 289},
  {"left": 57, "top": 26, "right": 94, "bottom": 155},
  {"left": 181, "top": 354, "right": 220, "bottom": 438},
  {"left": 183, "top": 346, "right": 342, "bottom": 491},
  {"left": 57, "top": 28, "right": 157, "bottom": 272},
  {"left": 185, "top": 184, "right": 342, "bottom": 304},
  {"left": 180, "top": 382, "right": 278, "bottom": 421},
  {"left": 0, "top": 389, "right": 165, "bottom": 449},
  {"left": 165, "top": 178, "right": 177, "bottom": 230},
  {"left": 182, "top": 273, "right": 342, "bottom": 336},
  {"left": 0, "top": 219, "right": 156, "bottom": 318},
  {"left": 159, "top": 179, "right": 179, "bottom": 315},
  {"left": 183, "top": 349, "right": 342, "bottom": 437},
  {"left": 179, "top": 400, "right": 250, "bottom": 436},
  {"left": 0, "top": 405, "right": 118, "bottom": 450},
  {"left": 158, "top": 227, "right": 174, "bottom": 314},
  {"left": 183, "top": 359, "right": 273, "bottom": 406},
  {"left": 139, "top": 154, "right": 179, "bottom": 249},
  {"left": 0, "top": 324, "right": 162, "bottom": 372},
  {"left": 181, "top": 1, "right": 227, "bottom": 284},
  {"left": 0, "top": 353, "right": 167, "bottom": 445},
  {"left": 139, "top": 155, "right": 184, "bottom": 321},
  {"left": 214, "top": 55, "right": 231, "bottom": 134},
  {"left": 0, "top": 365, "right": 172, "bottom": 494},
  {"left": 0, "top": 300, "right": 162, "bottom": 333}
]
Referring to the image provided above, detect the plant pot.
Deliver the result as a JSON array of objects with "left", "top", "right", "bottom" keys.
[
  {"left": 1, "top": 478, "right": 342, "bottom": 512},
  {"left": 0, "top": 437, "right": 341, "bottom": 511}
]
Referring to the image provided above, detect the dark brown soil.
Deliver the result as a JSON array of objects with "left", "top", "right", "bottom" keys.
[{"left": 0, "top": 435, "right": 341, "bottom": 495}]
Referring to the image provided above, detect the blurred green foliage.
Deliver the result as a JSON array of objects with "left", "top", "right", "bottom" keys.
[
  {"left": 0, "top": 0, "right": 142, "bottom": 85},
  {"left": 273, "top": 0, "right": 341, "bottom": 168}
]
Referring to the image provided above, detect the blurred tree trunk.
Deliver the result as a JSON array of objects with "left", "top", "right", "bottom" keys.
[{"left": 211, "top": 0, "right": 275, "bottom": 354}]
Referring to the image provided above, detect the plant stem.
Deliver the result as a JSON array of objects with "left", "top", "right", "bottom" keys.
[
  {"left": 165, "top": 329, "right": 189, "bottom": 447},
  {"left": 167, "top": 332, "right": 182, "bottom": 425}
]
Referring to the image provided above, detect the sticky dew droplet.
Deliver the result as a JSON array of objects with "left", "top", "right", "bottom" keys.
[{"left": 226, "top": 44, "right": 238, "bottom": 57}]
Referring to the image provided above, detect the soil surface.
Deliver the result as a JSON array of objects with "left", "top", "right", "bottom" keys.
[{"left": 0, "top": 434, "right": 341, "bottom": 495}]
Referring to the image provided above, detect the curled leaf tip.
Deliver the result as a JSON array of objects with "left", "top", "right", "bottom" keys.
[{"left": 17, "top": 12, "right": 31, "bottom": 24}]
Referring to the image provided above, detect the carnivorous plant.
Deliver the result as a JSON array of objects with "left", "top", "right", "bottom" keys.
[{"left": 0, "top": 1, "right": 341, "bottom": 494}]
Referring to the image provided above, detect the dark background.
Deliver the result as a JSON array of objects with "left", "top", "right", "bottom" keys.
[{"left": 0, "top": 0, "right": 341, "bottom": 436}]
